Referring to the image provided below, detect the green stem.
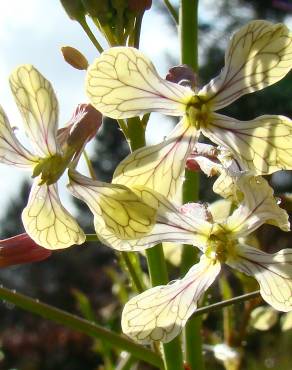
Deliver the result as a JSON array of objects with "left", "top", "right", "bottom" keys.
[
  {"left": 126, "top": 117, "right": 184, "bottom": 370},
  {"left": 0, "top": 286, "right": 163, "bottom": 368},
  {"left": 79, "top": 18, "right": 104, "bottom": 53},
  {"left": 120, "top": 252, "right": 146, "bottom": 293},
  {"left": 179, "top": 1, "right": 202, "bottom": 369},
  {"left": 83, "top": 150, "right": 97, "bottom": 180},
  {"left": 163, "top": 0, "right": 179, "bottom": 24},
  {"left": 146, "top": 246, "right": 184, "bottom": 370}
]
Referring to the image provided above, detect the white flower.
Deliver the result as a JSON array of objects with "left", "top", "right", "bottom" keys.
[
  {"left": 119, "top": 177, "right": 292, "bottom": 344},
  {"left": 0, "top": 65, "right": 85, "bottom": 249},
  {"left": 86, "top": 20, "right": 292, "bottom": 201}
]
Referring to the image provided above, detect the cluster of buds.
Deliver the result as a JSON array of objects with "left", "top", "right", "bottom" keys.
[{"left": 60, "top": 0, "right": 152, "bottom": 46}]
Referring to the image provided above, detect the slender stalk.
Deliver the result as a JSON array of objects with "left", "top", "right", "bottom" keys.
[
  {"left": 179, "top": 1, "right": 202, "bottom": 369},
  {"left": 120, "top": 252, "right": 146, "bottom": 293},
  {"left": 83, "top": 150, "right": 97, "bottom": 179},
  {"left": 163, "top": 0, "right": 179, "bottom": 24},
  {"left": 191, "top": 291, "right": 261, "bottom": 318},
  {"left": 0, "top": 285, "right": 163, "bottom": 368},
  {"left": 79, "top": 18, "right": 104, "bottom": 53}
]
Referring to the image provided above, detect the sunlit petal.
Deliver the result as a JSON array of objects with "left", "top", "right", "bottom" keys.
[
  {"left": 122, "top": 255, "right": 221, "bottom": 344},
  {"left": 68, "top": 171, "right": 211, "bottom": 251},
  {"left": 9, "top": 65, "right": 60, "bottom": 157},
  {"left": 213, "top": 171, "right": 239, "bottom": 200},
  {"left": 202, "top": 113, "right": 292, "bottom": 175},
  {"left": 228, "top": 244, "right": 292, "bottom": 312},
  {"left": 113, "top": 118, "right": 198, "bottom": 201},
  {"left": 86, "top": 47, "right": 193, "bottom": 119},
  {"left": 226, "top": 176, "right": 289, "bottom": 236},
  {"left": 200, "top": 20, "right": 292, "bottom": 110},
  {"left": 0, "top": 105, "right": 37, "bottom": 168},
  {"left": 22, "top": 180, "right": 85, "bottom": 250}
]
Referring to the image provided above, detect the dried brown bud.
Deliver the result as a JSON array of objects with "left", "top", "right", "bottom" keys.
[
  {"left": 166, "top": 64, "right": 197, "bottom": 89},
  {"left": 61, "top": 46, "right": 89, "bottom": 70},
  {"left": 0, "top": 234, "right": 51, "bottom": 268}
]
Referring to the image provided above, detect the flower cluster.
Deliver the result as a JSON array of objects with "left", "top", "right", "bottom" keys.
[
  {"left": 1, "top": 20, "right": 292, "bottom": 344},
  {"left": 77, "top": 19, "right": 292, "bottom": 343}
]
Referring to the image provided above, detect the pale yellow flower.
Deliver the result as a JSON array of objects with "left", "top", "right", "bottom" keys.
[
  {"left": 86, "top": 20, "right": 292, "bottom": 201},
  {"left": 0, "top": 65, "right": 85, "bottom": 249}
]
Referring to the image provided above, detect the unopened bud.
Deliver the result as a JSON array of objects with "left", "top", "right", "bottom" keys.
[
  {"left": 81, "top": 0, "right": 112, "bottom": 24},
  {"left": 166, "top": 65, "right": 197, "bottom": 89},
  {"left": 0, "top": 233, "right": 51, "bottom": 268},
  {"left": 128, "top": 0, "right": 152, "bottom": 12},
  {"left": 61, "top": 46, "right": 89, "bottom": 70},
  {"left": 61, "top": 104, "right": 102, "bottom": 160},
  {"left": 60, "top": 0, "right": 85, "bottom": 21}
]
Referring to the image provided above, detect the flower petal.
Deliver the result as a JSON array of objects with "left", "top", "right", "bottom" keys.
[
  {"left": 68, "top": 171, "right": 211, "bottom": 251},
  {"left": 228, "top": 244, "right": 292, "bottom": 312},
  {"left": 200, "top": 20, "right": 292, "bottom": 110},
  {"left": 226, "top": 176, "right": 289, "bottom": 236},
  {"left": 203, "top": 113, "right": 292, "bottom": 175},
  {"left": 86, "top": 47, "right": 193, "bottom": 119},
  {"left": 122, "top": 255, "right": 221, "bottom": 344},
  {"left": 113, "top": 119, "right": 198, "bottom": 201},
  {"left": 9, "top": 65, "right": 60, "bottom": 157},
  {"left": 22, "top": 180, "right": 85, "bottom": 249},
  {"left": 0, "top": 105, "right": 37, "bottom": 168}
]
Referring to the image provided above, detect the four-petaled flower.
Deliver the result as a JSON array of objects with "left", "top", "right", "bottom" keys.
[
  {"left": 0, "top": 65, "right": 86, "bottom": 249},
  {"left": 86, "top": 20, "right": 292, "bottom": 201},
  {"left": 120, "top": 177, "right": 292, "bottom": 343}
]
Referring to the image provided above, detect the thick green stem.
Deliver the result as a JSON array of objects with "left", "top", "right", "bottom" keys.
[
  {"left": 0, "top": 286, "right": 163, "bottom": 368},
  {"left": 127, "top": 117, "right": 184, "bottom": 370},
  {"left": 179, "top": 1, "right": 203, "bottom": 369},
  {"left": 146, "top": 246, "right": 184, "bottom": 370}
]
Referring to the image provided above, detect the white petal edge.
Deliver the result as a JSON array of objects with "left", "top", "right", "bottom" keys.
[
  {"left": 0, "top": 105, "right": 37, "bottom": 168},
  {"left": 228, "top": 244, "right": 292, "bottom": 312},
  {"left": 122, "top": 255, "right": 221, "bottom": 344}
]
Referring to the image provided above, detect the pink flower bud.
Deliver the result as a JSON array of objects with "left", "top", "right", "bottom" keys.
[
  {"left": 0, "top": 234, "right": 51, "bottom": 268},
  {"left": 58, "top": 104, "right": 102, "bottom": 160},
  {"left": 128, "top": 0, "right": 152, "bottom": 12},
  {"left": 166, "top": 65, "right": 197, "bottom": 89}
]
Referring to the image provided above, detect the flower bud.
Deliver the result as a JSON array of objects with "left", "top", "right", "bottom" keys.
[
  {"left": 60, "top": 0, "right": 85, "bottom": 21},
  {"left": 60, "top": 104, "right": 102, "bottom": 160},
  {"left": 127, "top": 0, "right": 152, "bottom": 12},
  {"left": 81, "top": 0, "right": 112, "bottom": 24},
  {"left": 166, "top": 64, "right": 197, "bottom": 89},
  {"left": 61, "top": 46, "right": 89, "bottom": 70},
  {"left": 0, "top": 233, "right": 51, "bottom": 268}
]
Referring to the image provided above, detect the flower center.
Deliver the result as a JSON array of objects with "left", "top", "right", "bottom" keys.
[
  {"left": 186, "top": 95, "right": 211, "bottom": 129},
  {"left": 205, "top": 234, "right": 236, "bottom": 263},
  {"left": 32, "top": 154, "right": 72, "bottom": 185}
]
